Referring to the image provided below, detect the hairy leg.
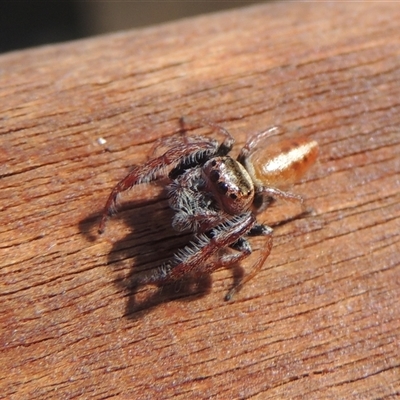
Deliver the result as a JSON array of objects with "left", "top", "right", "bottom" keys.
[
  {"left": 225, "top": 223, "right": 273, "bottom": 301},
  {"left": 99, "top": 139, "right": 222, "bottom": 233},
  {"left": 237, "top": 126, "right": 281, "bottom": 165},
  {"left": 134, "top": 213, "right": 256, "bottom": 287}
]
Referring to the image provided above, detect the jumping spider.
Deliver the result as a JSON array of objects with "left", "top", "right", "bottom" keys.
[{"left": 99, "top": 119, "right": 318, "bottom": 300}]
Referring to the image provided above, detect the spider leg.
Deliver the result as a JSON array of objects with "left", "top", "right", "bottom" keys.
[
  {"left": 258, "top": 186, "right": 303, "bottom": 203},
  {"left": 229, "top": 237, "right": 251, "bottom": 252},
  {"left": 180, "top": 116, "right": 235, "bottom": 156},
  {"left": 134, "top": 212, "right": 256, "bottom": 287},
  {"left": 237, "top": 126, "right": 281, "bottom": 165},
  {"left": 169, "top": 183, "right": 230, "bottom": 233},
  {"left": 168, "top": 167, "right": 230, "bottom": 233},
  {"left": 225, "top": 223, "right": 273, "bottom": 301},
  {"left": 254, "top": 186, "right": 307, "bottom": 215},
  {"left": 172, "top": 208, "right": 230, "bottom": 233},
  {"left": 150, "top": 132, "right": 219, "bottom": 159},
  {"left": 99, "top": 139, "right": 222, "bottom": 233},
  {"left": 168, "top": 120, "right": 235, "bottom": 180}
]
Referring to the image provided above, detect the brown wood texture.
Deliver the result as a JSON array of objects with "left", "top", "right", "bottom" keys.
[{"left": 1, "top": 3, "right": 400, "bottom": 399}]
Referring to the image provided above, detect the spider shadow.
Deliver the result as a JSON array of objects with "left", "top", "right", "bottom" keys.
[
  {"left": 80, "top": 194, "right": 245, "bottom": 321},
  {"left": 79, "top": 195, "right": 313, "bottom": 321}
]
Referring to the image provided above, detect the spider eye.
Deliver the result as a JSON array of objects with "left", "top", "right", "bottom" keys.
[
  {"left": 209, "top": 170, "right": 220, "bottom": 182},
  {"left": 218, "top": 182, "right": 229, "bottom": 194},
  {"left": 202, "top": 156, "right": 255, "bottom": 215}
]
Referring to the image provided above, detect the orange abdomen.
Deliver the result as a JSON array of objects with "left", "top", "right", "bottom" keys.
[{"left": 247, "top": 138, "right": 318, "bottom": 188}]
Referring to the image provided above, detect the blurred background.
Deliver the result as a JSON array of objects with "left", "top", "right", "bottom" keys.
[{"left": 0, "top": 0, "right": 265, "bottom": 53}]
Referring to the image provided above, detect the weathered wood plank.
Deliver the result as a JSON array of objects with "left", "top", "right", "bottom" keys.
[{"left": 1, "top": 2, "right": 399, "bottom": 399}]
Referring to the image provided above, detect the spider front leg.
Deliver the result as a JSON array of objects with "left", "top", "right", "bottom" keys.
[
  {"left": 254, "top": 187, "right": 305, "bottom": 213},
  {"left": 168, "top": 168, "right": 231, "bottom": 233},
  {"left": 99, "top": 137, "right": 227, "bottom": 233},
  {"left": 133, "top": 213, "right": 256, "bottom": 294},
  {"left": 225, "top": 223, "right": 273, "bottom": 301}
]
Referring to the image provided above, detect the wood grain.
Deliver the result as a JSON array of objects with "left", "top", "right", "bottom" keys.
[{"left": 1, "top": 2, "right": 399, "bottom": 399}]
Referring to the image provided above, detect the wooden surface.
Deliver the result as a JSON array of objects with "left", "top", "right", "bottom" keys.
[{"left": 1, "top": 2, "right": 400, "bottom": 399}]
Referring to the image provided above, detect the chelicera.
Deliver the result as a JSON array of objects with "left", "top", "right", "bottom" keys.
[{"left": 99, "top": 119, "right": 318, "bottom": 300}]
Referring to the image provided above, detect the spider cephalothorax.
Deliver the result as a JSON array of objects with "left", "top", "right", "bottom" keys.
[{"left": 99, "top": 119, "right": 318, "bottom": 300}]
